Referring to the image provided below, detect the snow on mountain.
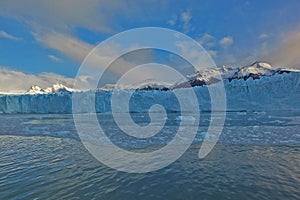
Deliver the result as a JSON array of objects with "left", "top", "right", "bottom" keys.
[
  {"left": 0, "top": 61, "right": 300, "bottom": 113},
  {"left": 172, "top": 61, "right": 296, "bottom": 89},
  {"left": 25, "top": 83, "right": 75, "bottom": 95},
  {"left": 228, "top": 61, "right": 278, "bottom": 80},
  {"left": 25, "top": 85, "right": 45, "bottom": 95}
]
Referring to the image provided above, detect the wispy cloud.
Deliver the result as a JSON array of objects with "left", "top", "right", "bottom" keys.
[
  {"left": 197, "top": 33, "right": 217, "bottom": 48},
  {"left": 34, "top": 30, "right": 94, "bottom": 62},
  {"left": 0, "top": 0, "right": 169, "bottom": 35},
  {"left": 181, "top": 11, "right": 192, "bottom": 33},
  {"left": 207, "top": 50, "right": 217, "bottom": 58},
  {"left": 0, "top": 1, "right": 117, "bottom": 34},
  {"left": 31, "top": 27, "right": 164, "bottom": 88},
  {"left": 219, "top": 36, "right": 233, "bottom": 48},
  {"left": 175, "top": 40, "right": 216, "bottom": 69},
  {"left": 167, "top": 15, "right": 177, "bottom": 26},
  {"left": 0, "top": 30, "right": 22, "bottom": 41},
  {"left": 167, "top": 10, "right": 193, "bottom": 33},
  {"left": 48, "top": 55, "right": 62, "bottom": 63},
  {"left": 258, "top": 33, "right": 269, "bottom": 40}
]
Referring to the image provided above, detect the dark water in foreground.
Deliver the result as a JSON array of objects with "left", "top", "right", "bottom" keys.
[{"left": 0, "top": 112, "right": 299, "bottom": 199}]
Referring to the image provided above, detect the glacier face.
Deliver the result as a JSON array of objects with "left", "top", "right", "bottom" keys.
[{"left": 0, "top": 71, "right": 299, "bottom": 114}]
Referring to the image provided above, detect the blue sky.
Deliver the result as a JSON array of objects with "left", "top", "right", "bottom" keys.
[{"left": 0, "top": 0, "right": 300, "bottom": 91}]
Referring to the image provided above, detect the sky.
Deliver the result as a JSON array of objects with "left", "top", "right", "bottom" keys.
[{"left": 0, "top": 0, "right": 300, "bottom": 92}]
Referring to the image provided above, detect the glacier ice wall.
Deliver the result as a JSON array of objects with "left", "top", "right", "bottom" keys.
[{"left": 0, "top": 72, "right": 299, "bottom": 114}]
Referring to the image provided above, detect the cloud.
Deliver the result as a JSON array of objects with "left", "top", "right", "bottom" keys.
[
  {"left": 167, "top": 10, "right": 193, "bottom": 33},
  {"left": 194, "top": 33, "right": 220, "bottom": 60},
  {"left": 207, "top": 50, "right": 217, "bottom": 58},
  {"left": 0, "top": 0, "right": 169, "bottom": 35},
  {"left": 0, "top": 30, "right": 22, "bottom": 41},
  {"left": 216, "top": 53, "right": 257, "bottom": 68},
  {"left": 175, "top": 40, "right": 216, "bottom": 69},
  {"left": 197, "top": 33, "right": 217, "bottom": 48},
  {"left": 0, "top": 67, "right": 75, "bottom": 93},
  {"left": 0, "top": 1, "right": 175, "bottom": 82},
  {"left": 0, "top": 0, "right": 119, "bottom": 34},
  {"left": 180, "top": 11, "right": 192, "bottom": 33},
  {"left": 167, "top": 15, "right": 177, "bottom": 26},
  {"left": 266, "top": 30, "right": 300, "bottom": 68},
  {"left": 48, "top": 55, "right": 62, "bottom": 63},
  {"left": 258, "top": 33, "right": 269, "bottom": 40},
  {"left": 32, "top": 28, "right": 163, "bottom": 88},
  {"left": 34, "top": 30, "right": 94, "bottom": 62},
  {"left": 219, "top": 36, "right": 233, "bottom": 48}
]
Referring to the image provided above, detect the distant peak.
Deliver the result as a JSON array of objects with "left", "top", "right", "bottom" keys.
[
  {"left": 250, "top": 61, "right": 272, "bottom": 69},
  {"left": 25, "top": 83, "right": 74, "bottom": 95}
]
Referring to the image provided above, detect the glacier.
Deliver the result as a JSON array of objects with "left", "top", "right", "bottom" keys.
[
  {"left": 0, "top": 62, "right": 300, "bottom": 114},
  {"left": 0, "top": 70, "right": 299, "bottom": 114}
]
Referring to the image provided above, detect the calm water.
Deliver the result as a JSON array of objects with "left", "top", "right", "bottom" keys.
[{"left": 0, "top": 112, "right": 299, "bottom": 199}]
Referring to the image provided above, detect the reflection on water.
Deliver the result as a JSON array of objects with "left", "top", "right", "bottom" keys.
[{"left": 0, "top": 112, "right": 299, "bottom": 199}]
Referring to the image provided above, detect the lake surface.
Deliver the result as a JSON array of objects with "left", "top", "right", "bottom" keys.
[{"left": 0, "top": 112, "right": 299, "bottom": 199}]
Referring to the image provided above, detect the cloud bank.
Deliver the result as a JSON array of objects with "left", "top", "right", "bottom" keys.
[{"left": 0, "top": 67, "right": 75, "bottom": 93}]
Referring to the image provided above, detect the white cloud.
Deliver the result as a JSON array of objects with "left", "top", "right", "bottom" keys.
[
  {"left": 175, "top": 40, "right": 216, "bottom": 69},
  {"left": 216, "top": 53, "right": 256, "bottom": 68},
  {"left": 0, "top": 0, "right": 117, "bottom": 34},
  {"left": 258, "top": 33, "right": 269, "bottom": 40},
  {"left": 48, "top": 55, "right": 62, "bottom": 63},
  {"left": 33, "top": 25, "right": 158, "bottom": 68},
  {"left": 167, "top": 18, "right": 177, "bottom": 26},
  {"left": 34, "top": 30, "right": 94, "bottom": 62},
  {"left": 180, "top": 11, "right": 192, "bottom": 33},
  {"left": 0, "top": 30, "right": 22, "bottom": 41},
  {"left": 219, "top": 36, "right": 233, "bottom": 48},
  {"left": 0, "top": 67, "right": 75, "bottom": 93},
  {"left": 208, "top": 50, "right": 217, "bottom": 58},
  {"left": 31, "top": 27, "right": 163, "bottom": 88},
  {"left": 197, "top": 33, "right": 217, "bottom": 48},
  {"left": 167, "top": 10, "right": 193, "bottom": 33},
  {"left": 181, "top": 11, "right": 192, "bottom": 23},
  {"left": 0, "top": 1, "right": 176, "bottom": 79},
  {"left": 0, "top": 0, "right": 169, "bottom": 35}
]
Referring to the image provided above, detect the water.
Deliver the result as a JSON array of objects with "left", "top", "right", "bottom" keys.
[{"left": 0, "top": 112, "right": 300, "bottom": 199}]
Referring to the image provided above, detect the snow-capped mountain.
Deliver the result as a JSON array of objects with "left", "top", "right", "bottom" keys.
[
  {"left": 25, "top": 83, "right": 75, "bottom": 95},
  {"left": 172, "top": 61, "right": 297, "bottom": 89}
]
